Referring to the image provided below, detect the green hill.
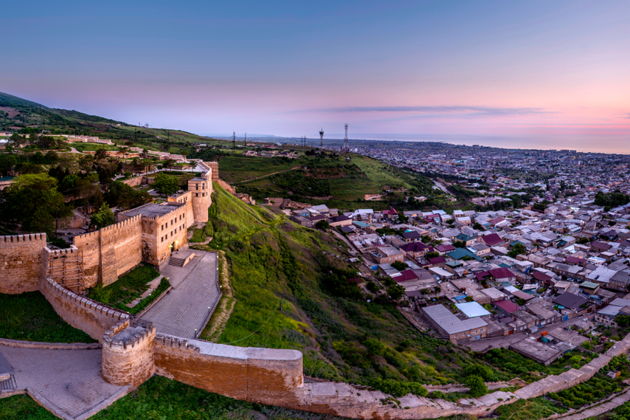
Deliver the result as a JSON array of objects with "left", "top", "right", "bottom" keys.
[
  {"left": 197, "top": 183, "right": 488, "bottom": 388},
  {"left": 0, "top": 91, "right": 222, "bottom": 153},
  {"left": 191, "top": 150, "right": 453, "bottom": 210}
]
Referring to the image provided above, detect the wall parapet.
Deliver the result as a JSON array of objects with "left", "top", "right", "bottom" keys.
[
  {"left": 0, "top": 233, "right": 46, "bottom": 244},
  {"left": 40, "top": 277, "right": 130, "bottom": 340},
  {"left": 102, "top": 319, "right": 156, "bottom": 386}
]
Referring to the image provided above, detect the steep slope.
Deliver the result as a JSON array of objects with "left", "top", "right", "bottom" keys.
[{"left": 198, "top": 184, "right": 488, "bottom": 388}]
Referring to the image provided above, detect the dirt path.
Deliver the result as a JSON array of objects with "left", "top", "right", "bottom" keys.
[{"left": 234, "top": 166, "right": 300, "bottom": 185}]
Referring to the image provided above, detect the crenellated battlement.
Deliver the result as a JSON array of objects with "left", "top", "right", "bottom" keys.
[
  {"left": 40, "top": 276, "right": 130, "bottom": 340},
  {"left": 101, "top": 214, "right": 142, "bottom": 233},
  {"left": 103, "top": 319, "right": 155, "bottom": 350},
  {"left": 0, "top": 233, "right": 46, "bottom": 245},
  {"left": 44, "top": 245, "right": 79, "bottom": 256},
  {"left": 155, "top": 333, "right": 200, "bottom": 352}
]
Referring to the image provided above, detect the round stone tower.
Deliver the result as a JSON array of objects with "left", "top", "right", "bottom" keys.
[
  {"left": 102, "top": 320, "right": 156, "bottom": 386},
  {"left": 188, "top": 171, "right": 212, "bottom": 224}
]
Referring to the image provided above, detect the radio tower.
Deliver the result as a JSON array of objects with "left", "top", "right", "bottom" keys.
[
  {"left": 232, "top": 131, "right": 236, "bottom": 149},
  {"left": 343, "top": 123, "right": 349, "bottom": 152},
  {"left": 319, "top": 128, "right": 324, "bottom": 147}
]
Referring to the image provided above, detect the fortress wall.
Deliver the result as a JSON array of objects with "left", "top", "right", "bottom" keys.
[
  {"left": 72, "top": 216, "right": 143, "bottom": 288},
  {"left": 121, "top": 175, "right": 144, "bottom": 187},
  {"left": 73, "top": 230, "right": 101, "bottom": 289},
  {"left": 206, "top": 161, "right": 219, "bottom": 181},
  {"left": 45, "top": 246, "right": 84, "bottom": 293},
  {"left": 102, "top": 320, "right": 156, "bottom": 386},
  {"left": 39, "top": 277, "right": 130, "bottom": 340},
  {"left": 0, "top": 233, "right": 47, "bottom": 294},
  {"left": 153, "top": 334, "right": 303, "bottom": 404},
  {"left": 99, "top": 216, "right": 143, "bottom": 286}
]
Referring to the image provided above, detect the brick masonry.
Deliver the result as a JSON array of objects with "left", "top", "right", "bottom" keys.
[{"left": 0, "top": 233, "right": 47, "bottom": 294}]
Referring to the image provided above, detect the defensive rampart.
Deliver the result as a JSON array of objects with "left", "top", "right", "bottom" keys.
[
  {"left": 102, "top": 320, "right": 156, "bottom": 386},
  {"left": 0, "top": 233, "right": 47, "bottom": 294},
  {"left": 72, "top": 215, "right": 143, "bottom": 288},
  {"left": 45, "top": 246, "right": 84, "bottom": 293},
  {"left": 153, "top": 334, "right": 303, "bottom": 404},
  {"left": 39, "top": 277, "right": 130, "bottom": 340}
]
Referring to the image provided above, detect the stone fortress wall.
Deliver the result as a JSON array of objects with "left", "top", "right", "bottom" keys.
[
  {"left": 0, "top": 160, "right": 215, "bottom": 294},
  {"left": 39, "top": 276, "right": 130, "bottom": 340},
  {"left": 0, "top": 233, "right": 47, "bottom": 294},
  {"left": 72, "top": 215, "right": 144, "bottom": 289}
]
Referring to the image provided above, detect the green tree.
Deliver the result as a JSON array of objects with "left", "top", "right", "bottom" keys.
[
  {"left": 91, "top": 203, "right": 116, "bottom": 228},
  {"left": 106, "top": 181, "right": 151, "bottom": 209},
  {"left": 153, "top": 173, "right": 179, "bottom": 195},
  {"left": 508, "top": 242, "right": 527, "bottom": 258},
  {"left": 464, "top": 374, "right": 487, "bottom": 397},
  {"left": 1, "top": 173, "right": 70, "bottom": 233},
  {"left": 314, "top": 219, "right": 330, "bottom": 230}
]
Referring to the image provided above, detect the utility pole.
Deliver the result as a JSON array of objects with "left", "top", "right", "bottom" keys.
[
  {"left": 244, "top": 133, "right": 247, "bottom": 147},
  {"left": 232, "top": 131, "right": 236, "bottom": 149},
  {"left": 343, "top": 123, "right": 349, "bottom": 153},
  {"left": 319, "top": 129, "right": 324, "bottom": 148}
]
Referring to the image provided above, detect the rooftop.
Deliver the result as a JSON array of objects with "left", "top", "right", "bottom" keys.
[
  {"left": 422, "top": 304, "right": 487, "bottom": 335},
  {"left": 122, "top": 202, "right": 183, "bottom": 219}
]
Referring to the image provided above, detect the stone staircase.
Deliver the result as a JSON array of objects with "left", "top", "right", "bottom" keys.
[
  {"left": 169, "top": 255, "right": 187, "bottom": 267},
  {"left": 169, "top": 251, "right": 195, "bottom": 267}
]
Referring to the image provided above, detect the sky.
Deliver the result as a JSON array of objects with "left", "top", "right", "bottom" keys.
[{"left": 2, "top": 0, "right": 630, "bottom": 153}]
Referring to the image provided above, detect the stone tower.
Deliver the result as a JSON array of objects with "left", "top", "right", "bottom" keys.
[{"left": 188, "top": 169, "right": 212, "bottom": 224}]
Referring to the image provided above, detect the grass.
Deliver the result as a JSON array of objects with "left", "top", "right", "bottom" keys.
[
  {"left": 216, "top": 152, "right": 441, "bottom": 210},
  {"left": 197, "top": 184, "right": 497, "bottom": 390},
  {"left": 87, "top": 264, "right": 162, "bottom": 313},
  {"left": 0, "top": 292, "right": 94, "bottom": 342},
  {"left": 129, "top": 277, "right": 170, "bottom": 315},
  {"left": 0, "top": 395, "right": 56, "bottom": 420},
  {"left": 494, "top": 397, "right": 567, "bottom": 420},
  {"left": 92, "top": 375, "right": 343, "bottom": 419}
]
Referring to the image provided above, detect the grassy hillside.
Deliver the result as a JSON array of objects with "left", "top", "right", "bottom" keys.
[
  {"left": 197, "top": 184, "right": 489, "bottom": 388},
  {"left": 0, "top": 91, "right": 225, "bottom": 154},
  {"left": 192, "top": 150, "right": 445, "bottom": 210}
]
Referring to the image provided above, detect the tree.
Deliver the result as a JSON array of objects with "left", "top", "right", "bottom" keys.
[
  {"left": 508, "top": 242, "right": 527, "bottom": 258},
  {"left": 387, "top": 284, "right": 406, "bottom": 301},
  {"left": 90, "top": 203, "right": 115, "bottom": 228},
  {"left": 0, "top": 173, "right": 70, "bottom": 233},
  {"left": 106, "top": 181, "right": 151, "bottom": 210},
  {"left": 391, "top": 261, "right": 408, "bottom": 271},
  {"left": 314, "top": 219, "right": 330, "bottom": 230},
  {"left": 153, "top": 173, "right": 179, "bottom": 195},
  {"left": 464, "top": 375, "right": 487, "bottom": 397}
]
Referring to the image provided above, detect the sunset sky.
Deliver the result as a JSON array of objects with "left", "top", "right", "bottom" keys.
[{"left": 3, "top": 0, "right": 630, "bottom": 153}]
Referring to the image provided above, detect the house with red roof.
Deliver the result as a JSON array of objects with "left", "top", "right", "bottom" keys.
[
  {"left": 400, "top": 241, "right": 430, "bottom": 258},
  {"left": 394, "top": 269, "right": 419, "bottom": 283},
  {"left": 436, "top": 244, "right": 456, "bottom": 253},
  {"left": 481, "top": 233, "right": 504, "bottom": 247},
  {"left": 494, "top": 299, "right": 520, "bottom": 315}
]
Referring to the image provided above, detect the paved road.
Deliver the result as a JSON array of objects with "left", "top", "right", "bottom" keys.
[
  {"left": 0, "top": 345, "right": 129, "bottom": 420},
  {"left": 141, "top": 250, "right": 219, "bottom": 338}
]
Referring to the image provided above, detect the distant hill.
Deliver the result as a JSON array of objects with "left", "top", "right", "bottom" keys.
[{"left": 0, "top": 91, "right": 217, "bottom": 150}]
